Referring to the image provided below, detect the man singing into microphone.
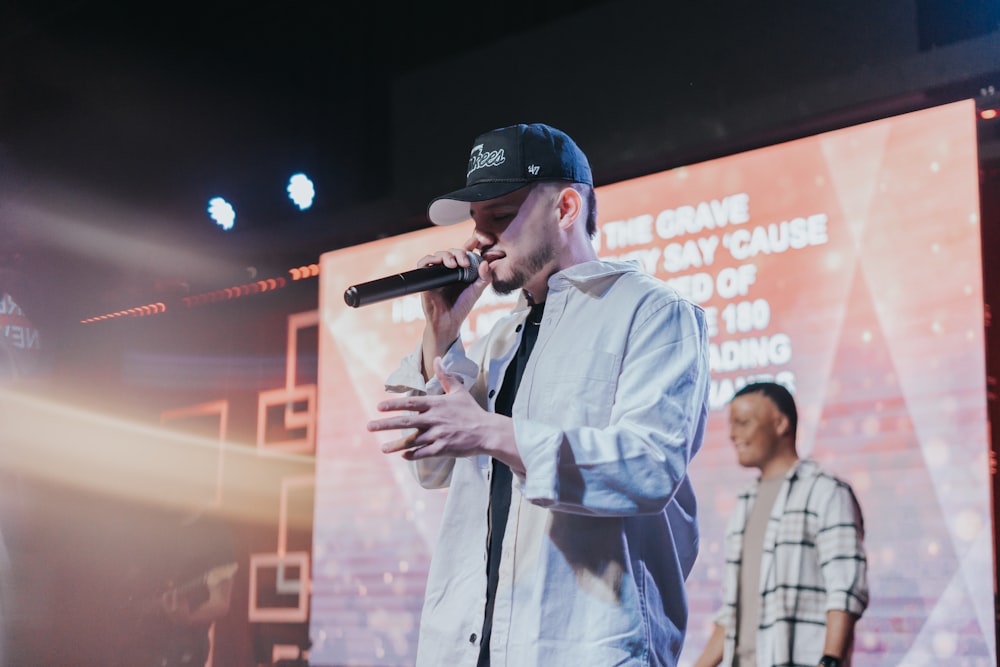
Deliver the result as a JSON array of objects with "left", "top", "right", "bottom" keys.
[{"left": 367, "top": 123, "right": 711, "bottom": 666}]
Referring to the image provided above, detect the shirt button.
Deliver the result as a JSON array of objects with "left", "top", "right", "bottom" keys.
[
  {"left": 515, "top": 324, "right": 522, "bottom": 332},
  {"left": 469, "top": 633, "right": 477, "bottom": 644},
  {"left": 488, "top": 389, "right": 495, "bottom": 398}
]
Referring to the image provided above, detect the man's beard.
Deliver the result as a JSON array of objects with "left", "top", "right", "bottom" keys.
[{"left": 490, "top": 238, "right": 557, "bottom": 296}]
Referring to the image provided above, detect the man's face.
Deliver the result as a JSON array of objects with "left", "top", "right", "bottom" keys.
[
  {"left": 728, "top": 392, "right": 785, "bottom": 471},
  {"left": 470, "top": 184, "right": 561, "bottom": 295}
]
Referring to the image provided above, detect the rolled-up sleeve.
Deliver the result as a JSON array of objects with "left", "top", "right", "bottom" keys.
[{"left": 818, "top": 481, "right": 869, "bottom": 616}]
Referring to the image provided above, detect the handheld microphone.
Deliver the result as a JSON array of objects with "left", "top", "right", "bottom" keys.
[{"left": 344, "top": 252, "right": 483, "bottom": 308}]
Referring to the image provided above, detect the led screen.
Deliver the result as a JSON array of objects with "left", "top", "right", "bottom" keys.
[{"left": 310, "top": 100, "right": 993, "bottom": 666}]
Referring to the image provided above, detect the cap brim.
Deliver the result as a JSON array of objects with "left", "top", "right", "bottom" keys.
[{"left": 427, "top": 181, "right": 529, "bottom": 225}]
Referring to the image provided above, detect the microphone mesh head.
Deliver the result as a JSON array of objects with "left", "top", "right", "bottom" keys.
[{"left": 463, "top": 251, "right": 482, "bottom": 282}]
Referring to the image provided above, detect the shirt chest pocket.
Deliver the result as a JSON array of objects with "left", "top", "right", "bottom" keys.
[{"left": 529, "top": 349, "right": 621, "bottom": 427}]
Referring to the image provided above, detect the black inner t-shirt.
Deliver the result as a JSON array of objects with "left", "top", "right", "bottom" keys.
[{"left": 478, "top": 300, "right": 544, "bottom": 666}]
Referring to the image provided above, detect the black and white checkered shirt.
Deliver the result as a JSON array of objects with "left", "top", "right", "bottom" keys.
[{"left": 713, "top": 458, "right": 869, "bottom": 667}]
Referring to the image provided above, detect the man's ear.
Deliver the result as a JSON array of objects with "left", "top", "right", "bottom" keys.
[
  {"left": 556, "top": 186, "right": 583, "bottom": 231},
  {"left": 773, "top": 411, "right": 791, "bottom": 439}
]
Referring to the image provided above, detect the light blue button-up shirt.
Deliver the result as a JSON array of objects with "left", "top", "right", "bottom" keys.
[{"left": 386, "top": 259, "right": 711, "bottom": 666}]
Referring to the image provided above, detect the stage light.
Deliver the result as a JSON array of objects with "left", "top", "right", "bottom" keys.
[
  {"left": 287, "top": 173, "right": 315, "bottom": 211},
  {"left": 979, "top": 108, "right": 998, "bottom": 120},
  {"left": 207, "top": 197, "right": 236, "bottom": 230}
]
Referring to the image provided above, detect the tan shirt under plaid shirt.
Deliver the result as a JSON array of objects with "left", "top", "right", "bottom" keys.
[{"left": 713, "top": 458, "right": 869, "bottom": 667}]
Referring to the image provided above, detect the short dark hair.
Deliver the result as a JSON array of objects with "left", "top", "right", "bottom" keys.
[
  {"left": 733, "top": 381, "right": 798, "bottom": 436},
  {"left": 579, "top": 183, "right": 598, "bottom": 238}
]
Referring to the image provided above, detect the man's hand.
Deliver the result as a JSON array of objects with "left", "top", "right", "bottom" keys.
[
  {"left": 368, "top": 358, "right": 523, "bottom": 472},
  {"left": 418, "top": 243, "right": 490, "bottom": 379},
  {"left": 691, "top": 623, "right": 725, "bottom": 667}
]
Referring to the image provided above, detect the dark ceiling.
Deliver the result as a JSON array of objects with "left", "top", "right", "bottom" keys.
[
  {"left": 0, "top": 1, "right": 618, "bottom": 323},
  {"left": 1, "top": 1, "right": 613, "bottom": 238}
]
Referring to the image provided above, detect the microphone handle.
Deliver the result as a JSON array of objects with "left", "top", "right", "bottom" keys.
[{"left": 344, "top": 258, "right": 480, "bottom": 308}]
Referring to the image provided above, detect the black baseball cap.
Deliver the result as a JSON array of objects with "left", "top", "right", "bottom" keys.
[{"left": 428, "top": 123, "right": 593, "bottom": 226}]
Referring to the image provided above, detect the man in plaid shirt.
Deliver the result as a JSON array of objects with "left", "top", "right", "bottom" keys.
[{"left": 692, "top": 382, "right": 868, "bottom": 667}]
